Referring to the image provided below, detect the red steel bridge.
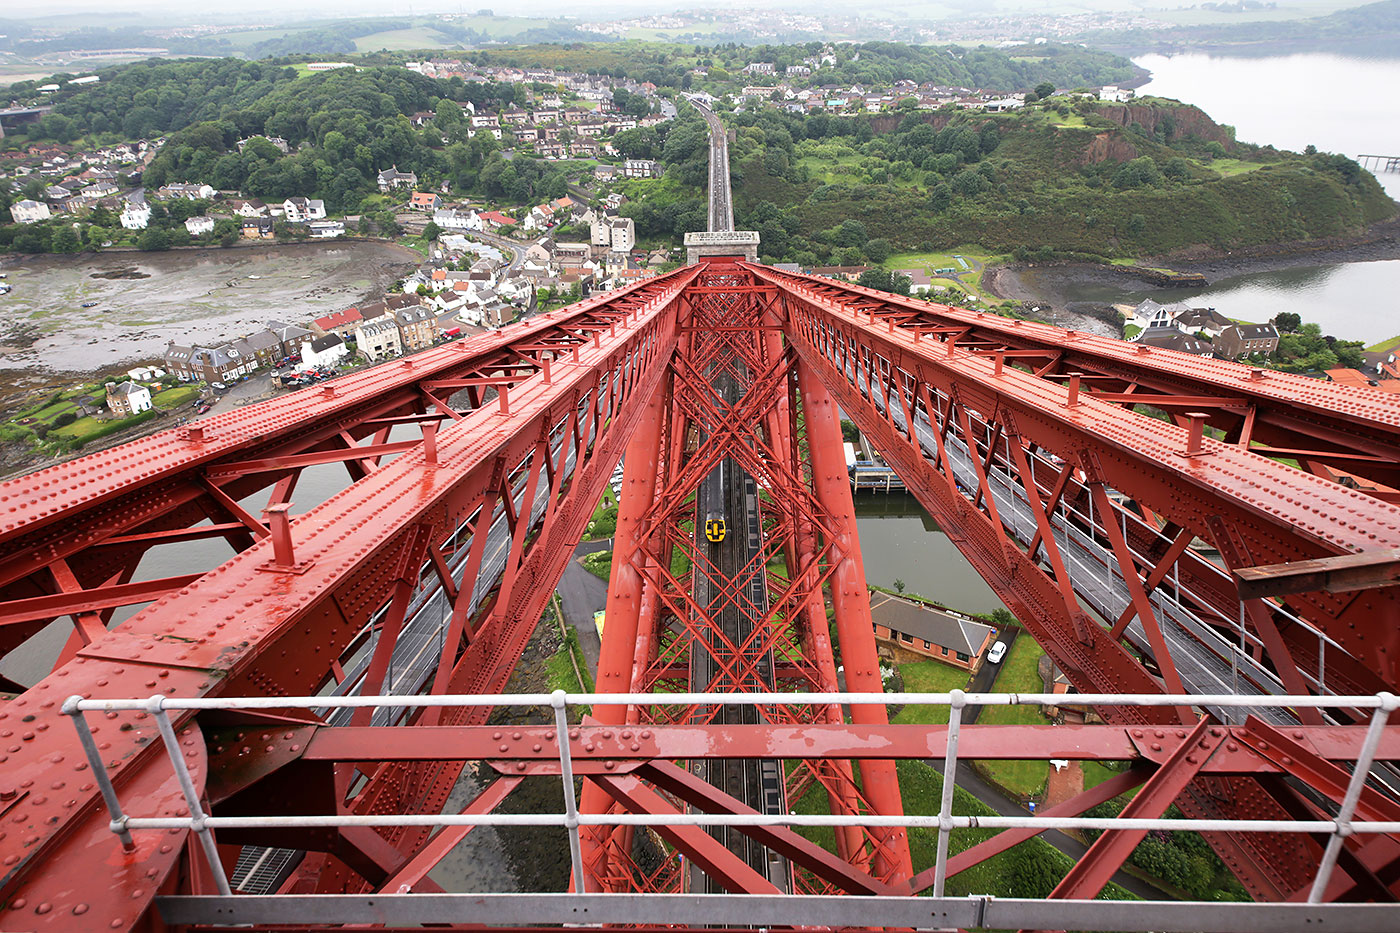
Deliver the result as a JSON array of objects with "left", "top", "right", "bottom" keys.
[{"left": 4, "top": 119, "right": 1400, "bottom": 932}]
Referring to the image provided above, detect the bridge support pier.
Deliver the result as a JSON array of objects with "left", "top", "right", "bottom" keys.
[{"left": 796, "top": 357, "right": 914, "bottom": 883}]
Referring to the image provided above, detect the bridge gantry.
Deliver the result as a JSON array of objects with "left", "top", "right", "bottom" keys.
[{"left": 2, "top": 100, "right": 1400, "bottom": 932}]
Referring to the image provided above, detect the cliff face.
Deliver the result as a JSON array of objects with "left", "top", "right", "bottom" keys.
[
  {"left": 1077, "top": 132, "right": 1142, "bottom": 166},
  {"left": 1094, "top": 101, "right": 1234, "bottom": 146}
]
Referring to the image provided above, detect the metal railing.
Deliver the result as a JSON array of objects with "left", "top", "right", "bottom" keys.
[{"left": 63, "top": 689, "right": 1398, "bottom": 928}]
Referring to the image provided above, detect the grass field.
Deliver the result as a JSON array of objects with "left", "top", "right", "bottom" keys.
[
  {"left": 975, "top": 635, "right": 1052, "bottom": 798},
  {"left": 1208, "top": 158, "right": 1267, "bottom": 177},
  {"left": 354, "top": 27, "right": 457, "bottom": 51},
  {"left": 884, "top": 247, "right": 1002, "bottom": 293},
  {"left": 890, "top": 659, "right": 973, "bottom": 726},
  {"left": 1368, "top": 333, "right": 1400, "bottom": 353}
]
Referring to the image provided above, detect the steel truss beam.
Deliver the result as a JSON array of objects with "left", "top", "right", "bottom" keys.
[
  {"left": 0, "top": 268, "right": 699, "bottom": 928},
  {"left": 754, "top": 261, "right": 1400, "bottom": 899}
]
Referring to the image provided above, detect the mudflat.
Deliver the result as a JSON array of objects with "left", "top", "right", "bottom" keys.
[{"left": 0, "top": 240, "right": 420, "bottom": 374}]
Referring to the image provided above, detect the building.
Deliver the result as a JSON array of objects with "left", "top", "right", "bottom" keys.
[
  {"left": 376, "top": 166, "right": 418, "bottom": 191},
  {"left": 282, "top": 197, "right": 326, "bottom": 223},
  {"left": 267, "top": 320, "right": 313, "bottom": 358},
  {"left": 354, "top": 318, "right": 403, "bottom": 360},
  {"left": 300, "top": 334, "right": 348, "bottom": 369},
  {"left": 120, "top": 203, "right": 151, "bottom": 230},
  {"left": 9, "top": 199, "right": 50, "bottom": 224},
  {"left": 104, "top": 381, "right": 152, "bottom": 417},
  {"left": 1100, "top": 85, "right": 1135, "bottom": 103},
  {"left": 433, "top": 208, "right": 480, "bottom": 232},
  {"left": 410, "top": 192, "right": 442, "bottom": 212},
  {"left": 395, "top": 305, "right": 437, "bottom": 351},
  {"left": 1173, "top": 307, "right": 1233, "bottom": 339},
  {"left": 621, "top": 159, "right": 660, "bottom": 179},
  {"left": 307, "top": 220, "right": 344, "bottom": 238},
  {"left": 312, "top": 307, "right": 364, "bottom": 337},
  {"left": 591, "top": 215, "right": 635, "bottom": 253},
  {"left": 1214, "top": 323, "right": 1280, "bottom": 359},
  {"left": 184, "top": 216, "right": 215, "bottom": 236},
  {"left": 307, "top": 62, "right": 353, "bottom": 71},
  {"left": 1137, "top": 330, "right": 1216, "bottom": 356},
  {"left": 228, "top": 198, "right": 268, "bottom": 218},
  {"left": 158, "top": 182, "right": 215, "bottom": 200},
  {"left": 241, "top": 217, "right": 274, "bottom": 239},
  {"left": 230, "top": 329, "right": 285, "bottom": 369},
  {"left": 869, "top": 591, "right": 997, "bottom": 672}
]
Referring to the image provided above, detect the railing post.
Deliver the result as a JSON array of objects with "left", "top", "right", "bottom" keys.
[
  {"left": 1307, "top": 692, "right": 1397, "bottom": 902},
  {"left": 552, "top": 689, "right": 588, "bottom": 894},
  {"left": 932, "top": 688, "right": 966, "bottom": 897},
  {"left": 146, "top": 695, "right": 233, "bottom": 896},
  {"left": 61, "top": 696, "right": 136, "bottom": 851}
]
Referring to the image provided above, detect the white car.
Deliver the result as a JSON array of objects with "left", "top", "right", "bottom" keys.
[{"left": 987, "top": 641, "right": 1008, "bottom": 664}]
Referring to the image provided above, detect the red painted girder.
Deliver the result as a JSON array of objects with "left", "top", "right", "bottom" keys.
[
  {"left": 294, "top": 722, "right": 1400, "bottom": 767},
  {"left": 764, "top": 265, "right": 1400, "bottom": 687},
  {"left": 756, "top": 264, "right": 1400, "bottom": 481},
  {"left": 204, "top": 438, "right": 425, "bottom": 478},
  {"left": 0, "top": 270, "right": 692, "bottom": 592},
  {"left": 0, "top": 268, "right": 698, "bottom": 924},
  {"left": 637, "top": 759, "right": 900, "bottom": 896},
  {"left": 591, "top": 773, "right": 782, "bottom": 895},
  {"left": 0, "top": 571, "right": 203, "bottom": 627},
  {"left": 1049, "top": 716, "right": 1221, "bottom": 901}
]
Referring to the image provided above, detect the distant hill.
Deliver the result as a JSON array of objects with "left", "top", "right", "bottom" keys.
[{"left": 1080, "top": 0, "right": 1400, "bottom": 55}]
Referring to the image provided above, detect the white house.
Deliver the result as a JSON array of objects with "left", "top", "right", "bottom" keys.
[
  {"left": 1100, "top": 85, "right": 1135, "bottom": 103},
  {"left": 354, "top": 318, "right": 403, "bottom": 361},
  {"left": 433, "top": 208, "right": 481, "bottom": 232},
  {"left": 621, "top": 159, "right": 660, "bottom": 179},
  {"left": 185, "top": 216, "right": 215, "bottom": 236},
  {"left": 283, "top": 197, "right": 327, "bottom": 223},
  {"left": 104, "top": 381, "right": 152, "bottom": 416},
  {"left": 307, "top": 220, "right": 345, "bottom": 238},
  {"left": 9, "top": 199, "right": 50, "bottom": 224},
  {"left": 126, "top": 366, "right": 166, "bottom": 381},
  {"left": 299, "top": 334, "right": 348, "bottom": 370},
  {"left": 120, "top": 203, "right": 151, "bottom": 230}
]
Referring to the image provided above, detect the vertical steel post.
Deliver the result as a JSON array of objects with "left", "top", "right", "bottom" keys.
[
  {"left": 552, "top": 690, "right": 588, "bottom": 895},
  {"left": 60, "top": 697, "right": 136, "bottom": 851},
  {"left": 932, "top": 689, "right": 965, "bottom": 897},
  {"left": 145, "top": 696, "right": 232, "bottom": 896},
  {"left": 1307, "top": 693, "right": 1396, "bottom": 902},
  {"left": 796, "top": 357, "right": 913, "bottom": 881}
]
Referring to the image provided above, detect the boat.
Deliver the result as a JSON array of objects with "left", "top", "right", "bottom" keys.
[
  {"left": 81, "top": 301, "right": 98, "bottom": 308},
  {"left": 247, "top": 274, "right": 263, "bottom": 280}
]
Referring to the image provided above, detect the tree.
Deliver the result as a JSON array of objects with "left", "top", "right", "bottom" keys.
[
  {"left": 864, "top": 238, "right": 891, "bottom": 264},
  {"left": 856, "top": 269, "right": 911, "bottom": 296},
  {"left": 422, "top": 221, "right": 442, "bottom": 241},
  {"left": 52, "top": 225, "right": 82, "bottom": 254},
  {"left": 138, "top": 227, "right": 171, "bottom": 251},
  {"left": 1034, "top": 82, "right": 1056, "bottom": 101},
  {"left": 1272, "top": 312, "right": 1301, "bottom": 333}
]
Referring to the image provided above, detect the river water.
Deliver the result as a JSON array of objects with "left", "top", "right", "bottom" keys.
[{"left": 1021, "top": 52, "right": 1400, "bottom": 344}]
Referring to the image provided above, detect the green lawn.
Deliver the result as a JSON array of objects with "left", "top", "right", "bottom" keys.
[
  {"left": 1367, "top": 333, "right": 1400, "bottom": 353},
  {"left": 1207, "top": 158, "right": 1266, "bottom": 178},
  {"left": 975, "top": 635, "right": 1052, "bottom": 798},
  {"left": 152, "top": 386, "right": 199, "bottom": 409},
  {"left": 580, "top": 549, "right": 612, "bottom": 581},
  {"left": 890, "top": 659, "right": 972, "bottom": 727},
  {"left": 585, "top": 488, "right": 619, "bottom": 541}
]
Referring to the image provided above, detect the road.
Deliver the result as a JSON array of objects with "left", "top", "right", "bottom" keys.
[
  {"left": 466, "top": 228, "right": 527, "bottom": 270},
  {"left": 689, "top": 99, "right": 733, "bottom": 232},
  {"left": 555, "top": 539, "right": 609, "bottom": 675}
]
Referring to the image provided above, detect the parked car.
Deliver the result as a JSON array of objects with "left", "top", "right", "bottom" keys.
[
  {"left": 987, "top": 641, "right": 1008, "bottom": 664},
  {"left": 210, "top": 382, "right": 228, "bottom": 391},
  {"left": 196, "top": 403, "right": 211, "bottom": 414}
]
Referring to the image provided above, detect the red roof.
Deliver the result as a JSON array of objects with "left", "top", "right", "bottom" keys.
[
  {"left": 411, "top": 192, "right": 439, "bottom": 205},
  {"left": 314, "top": 308, "right": 362, "bottom": 330},
  {"left": 479, "top": 211, "right": 517, "bottom": 226},
  {"left": 1325, "top": 368, "right": 1372, "bottom": 388}
]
